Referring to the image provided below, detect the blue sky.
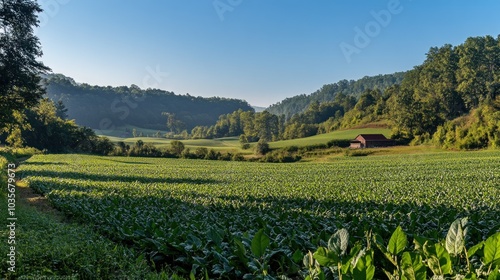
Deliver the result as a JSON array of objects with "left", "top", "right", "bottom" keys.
[{"left": 36, "top": 0, "right": 500, "bottom": 107}]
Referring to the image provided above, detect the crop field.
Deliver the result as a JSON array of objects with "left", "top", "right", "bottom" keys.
[
  {"left": 19, "top": 151, "right": 500, "bottom": 278},
  {"left": 99, "top": 128, "right": 391, "bottom": 153}
]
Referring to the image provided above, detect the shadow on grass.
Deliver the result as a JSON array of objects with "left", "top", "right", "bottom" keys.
[
  {"left": 99, "top": 158, "right": 153, "bottom": 165},
  {"left": 22, "top": 161, "right": 69, "bottom": 166},
  {"left": 22, "top": 169, "right": 224, "bottom": 185}
]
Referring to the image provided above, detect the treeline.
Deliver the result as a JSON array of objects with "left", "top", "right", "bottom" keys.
[
  {"left": 191, "top": 110, "right": 285, "bottom": 141},
  {"left": 196, "top": 35, "right": 500, "bottom": 150},
  {"left": 0, "top": 98, "right": 114, "bottom": 154},
  {"left": 266, "top": 72, "right": 405, "bottom": 119},
  {"left": 381, "top": 35, "right": 500, "bottom": 149},
  {"left": 44, "top": 74, "right": 254, "bottom": 131}
]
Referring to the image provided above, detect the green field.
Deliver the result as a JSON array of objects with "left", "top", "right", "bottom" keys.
[
  {"left": 269, "top": 128, "right": 391, "bottom": 148},
  {"left": 16, "top": 151, "right": 500, "bottom": 278},
  {"left": 99, "top": 127, "right": 391, "bottom": 153}
]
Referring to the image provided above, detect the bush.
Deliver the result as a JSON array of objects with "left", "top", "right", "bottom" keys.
[
  {"left": 92, "top": 137, "right": 115, "bottom": 155},
  {"left": 170, "top": 140, "right": 185, "bottom": 156},
  {"left": 194, "top": 147, "right": 209, "bottom": 159},
  {"left": 219, "top": 152, "right": 232, "bottom": 161},
  {"left": 128, "top": 143, "right": 162, "bottom": 157},
  {"left": 326, "top": 139, "right": 351, "bottom": 148},
  {"left": 282, "top": 145, "right": 299, "bottom": 153},
  {"left": 261, "top": 150, "right": 302, "bottom": 163},
  {"left": 232, "top": 153, "right": 245, "bottom": 161},
  {"left": 255, "top": 140, "right": 270, "bottom": 155},
  {"left": 205, "top": 149, "right": 220, "bottom": 160},
  {"left": 181, "top": 148, "right": 197, "bottom": 159}
]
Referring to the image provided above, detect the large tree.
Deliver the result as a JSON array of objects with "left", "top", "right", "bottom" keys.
[{"left": 0, "top": 0, "right": 49, "bottom": 126}]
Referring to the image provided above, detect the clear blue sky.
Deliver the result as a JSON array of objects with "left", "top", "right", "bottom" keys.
[{"left": 36, "top": 0, "right": 500, "bottom": 107}]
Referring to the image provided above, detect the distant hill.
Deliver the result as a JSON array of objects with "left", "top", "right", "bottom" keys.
[
  {"left": 266, "top": 72, "right": 405, "bottom": 118},
  {"left": 43, "top": 74, "right": 254, "bottom": 132}
]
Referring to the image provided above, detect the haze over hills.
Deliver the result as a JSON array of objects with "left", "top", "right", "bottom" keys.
[
  {"left": 43, "top": 74, "right": 254, "bottom": 133},
  {"left": 44, "top": 72, "right": 407, "bottom": 133}
]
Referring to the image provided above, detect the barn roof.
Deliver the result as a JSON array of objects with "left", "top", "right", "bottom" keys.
[{"left": 355, "top": 134, "right": 391, "bottom": 141}]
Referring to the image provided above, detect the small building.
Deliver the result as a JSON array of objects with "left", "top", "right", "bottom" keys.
[{"left": 350, "top": 134, "right": 394, "bottom": 148}]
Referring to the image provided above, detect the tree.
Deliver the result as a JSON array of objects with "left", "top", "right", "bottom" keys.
[
  {"left": 255, "top": 139, "right": 270, "bottom": 155},
  {"left": 162, "top": 112, "right": 185, "bottom": 134},
  {"left": 170, "top": 140, "right": 185, "bottom": 156},
  {"left": 239, "top": 134, "right": 250, "bottom": 149},
  {"left": 55, "top": 100, "right": 68, "bottom": 119},
  {"left": 0, "top": 0, "right": 50, "bottom": 127}
]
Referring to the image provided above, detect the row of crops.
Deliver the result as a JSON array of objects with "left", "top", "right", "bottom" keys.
[{"left": 19, "top": 151, "right": 500, "bottom": 278}]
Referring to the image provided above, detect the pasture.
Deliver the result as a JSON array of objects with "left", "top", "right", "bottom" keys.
[
  {"left": 17, "top": 150, "right": 500, "bottom": 278},
  {"left": 98, "top": 127, "right": 392, "bottom": 155}
]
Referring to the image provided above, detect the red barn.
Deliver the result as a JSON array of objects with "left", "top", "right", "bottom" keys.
[{"left": 350, "top": 134, "right": 394, "bottom": 148}]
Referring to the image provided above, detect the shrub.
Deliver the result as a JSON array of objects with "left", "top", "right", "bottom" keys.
[
  {"left": 128, "top": 143, "right": 162, "bottom": 157},
  {"left": 232, "top": 153, "right": 245, "bottom": 161},
  {"left": 170, "top": 140, "right": 185, "bottom": 156},
  {"left": 181, "top": 148, "right": 197, "bottom": 159},
  {"left": 261, "top": 150, "right": 301, "bottom": 163},
  {"left": 326, "top": 139, "right": 351, "bottom": 148},
  {"left": 205, "top": 149, "right": 219, "bottom": 160},
  {"left": 194, "top": 147, "right": 209, "bottom": 159},
  {"left": 255, "top": 140, "right": 270, "bottom": 155}
]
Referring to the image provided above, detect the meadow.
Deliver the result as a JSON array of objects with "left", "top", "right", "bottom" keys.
[
  {"left": 15, "top": 150, "right": 500, "bottom": 278},
  {"left": 98, "top": 127, "right": 391, "bottom": 154}
]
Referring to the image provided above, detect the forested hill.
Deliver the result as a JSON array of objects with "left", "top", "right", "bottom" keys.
[
  {"left": 43, "top": 74, "right": 254, "bottom": 131},
  {"left": 266, "top": 72, "right": 405, "bottom": 118}
]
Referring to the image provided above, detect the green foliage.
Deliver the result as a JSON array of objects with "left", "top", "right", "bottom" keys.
[
  {"left": 239, "top": 134, "right": 251, "bottom": 149},
  {"left": 433, "top": 101, "right": 500, "bottom": 149},
  {"left": 170, "top": 140, "right": 185, "bottom": 156},
  {"left": 267, "top": 73, "right": 405, "bottom": 119},
  {"left": 44, "top": 74, "right": 253, "bottom": 132},
  {"left": 261, "top": 149, "right": 302, "bottom": 163},
  {"left": 0, "top": 99, "right": 115, "bottom": 154},
  {"left": 0, "top": 0, "right": 50, "bottom": 127},
  {"left": 255, "top": 139, "right": 270, "bottom": 155},
  {"left": 17, "top": 151, "right": 500, "bottom": 278},
  {"left": 0, "top": 194, "right": 155, "bottom": 279}
]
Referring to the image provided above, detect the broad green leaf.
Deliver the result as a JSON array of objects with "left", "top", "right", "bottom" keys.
[
  {"left": 328, "top": 228, "right": 349, "bottom": 256},
  {"left": 343, "top": 243, "right": 362, "bottom": 274},
  {"left": 413, "top": 236, "right": 428, "bottom": 252},
  {"left": 373, "top": 233, "right": 397, "bottom": 266},
  {"left": 251, "top": 229, "right": 270, "bottom": 258},
  {"left": 313, "top": 247, "right": 336, "bottom": 266},
  {"left": 486, "top": 267, "right": 499, "bottom": 280},
  {"left": 401, "top": 252, "right": 426, "bottom": 280},
  {"left": 388, "top": 226, "right": 407, "bottom": 256},
  {"left": 484, "top": 232, "right": 500, "bottom": 265},
  {"left": 353, "top": 254, "right": 375, "bottom": 280},
  {"left": 424, "top": 243, "right": 452, "bottom": 276},
  {"left": 467, "top": 241, "right": 484, "bottom": 258},
  {"left": 445, "top": 218, "right": 466, "bottom": 256},
  {"left": 292, "top": 249, "right": 304, "bottom": 263},
  {"left": 464, "top": 272, "right": 478, "bottom": 280}
]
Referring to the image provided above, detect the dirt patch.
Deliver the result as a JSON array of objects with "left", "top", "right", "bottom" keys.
[{"left": 16, "top": 184, "right": 66, "bottom": 219}]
